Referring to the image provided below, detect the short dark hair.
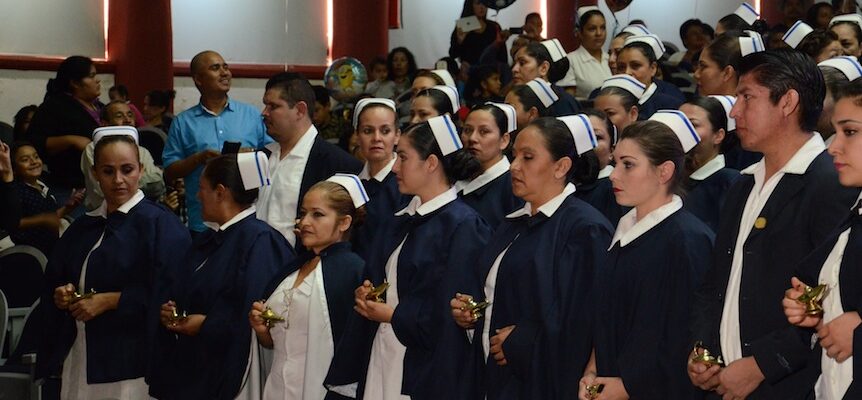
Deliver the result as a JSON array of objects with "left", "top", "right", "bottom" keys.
[
  {"left": 806, "top": 2, "right": 833, "bottom": 27},
  {"left": 525, "top": 117, "right": 599, "bottom": 185},
  {"left": 704, "top": 31, "right": 744, "bottom": 71},
  {"left": 620, "top": 120, "right": 686, "bottom": 194},
  {"left": 265, "top": 72, "right": 316, "bottom": 120},
  {"left": 401, "top": 121, "right": 482, "bottom": 184},
  {"left": 797, "top": 28, "right": 839, "bottom": 60},
  {"left": 368, "top": 56, "right": 387, "bottom": 70},
  {"left": 13, "top": 105, "right": 37, "bottom": 139},
  {"left": 737, "top": 48, "right": 825, "bottom": 131},
  {"left": 680, "top": 19, "right": 705, "bottom": 43},
  {"left": 46, "top": 55, "right": 94, "bottom": 97},
  {"left": 202, "top": 154, "right": 259, "bottom": 207},
  {"left": 521, "top": 42, "right": 571, "bottom": 83},
  {"left": 510, "top": 84, "right": 551, "bottom": 117},
  {"left": 718, "top": 14, "right": 752, "bottom": 32},
  {"left": 312, "top": 85, "right": 331, "bottom": 108},
  {"left": 109, "top": 84, "right": 128, "bottom": 99}
]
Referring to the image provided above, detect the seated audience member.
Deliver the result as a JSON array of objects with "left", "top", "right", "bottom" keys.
[
  {"left": 465, "top": 65, "right": 503, "bottom": 107},
  {"left": 81, "top": 101, "right": 165, "bottom": 211},
  {"left": 364, "top": 57, "right": 397, "bottom": 99},
  {"left": 783, "top": 21, "right": 842, "bottom": 62},
  {"left": 13, "top": 104, "right": 37, "bottom": 141},
  {"left": 558, "top": 6, "right": 612, "bottom": 98},
  {"left": 108, "top": 84, "right": 147, "bottom": 127},
  {"left": 10, "top": 141, "right": 82, "bottom": 254},
  {"left": 805, "top": 1, "right": 834, "bottom": 29},
  {"left": 512, "top": 39, "right": 581, "bottom": 116},
  {"left": 312, "top": 85, "right": 351, "bottom": 144},
  {"left": 449, "top": 0, "right": 502, "bottom": 66},
  {"left": 387, "top": 47, "right": 419, "bottom": 99},
  {"left": 669, "top": 19, "right": 712, "bottom": 70},
  {"left": 0, "top": 141, "right": 23, "bottom": 231},
  {"left": 257, "top": 72, "right": 362, "bottom": 251},
  {"left": 143, "top": 89, "right": 176, "bottom": 133}
]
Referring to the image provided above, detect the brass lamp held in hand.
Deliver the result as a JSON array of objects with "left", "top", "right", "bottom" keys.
[
  {"left": 366, "top": 281, "right": 390, "bottom": 303},
  {"left": 70, "top": 288, "right": 96, "bottom": 304},
  {"left": 795, "top": 284, "right": 828, "bottom": 316},
  {"left": 691, "top": 341, "right": 725, "bottom": 367},
  {"left": 260, "top": 307, "right": 285, "bottom": 328},
  {"left": 461, "top": 298, "right": 490, "bottom": 320}
]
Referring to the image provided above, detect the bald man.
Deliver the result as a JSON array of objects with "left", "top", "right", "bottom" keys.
[{"left": 162, "top": 50, "right": 271, "bottom": 234}]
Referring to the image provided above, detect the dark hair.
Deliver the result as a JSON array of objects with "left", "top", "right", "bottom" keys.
[
  {"left": 100, "top": 99, "right": 131, "bottom": 122},
  {"left": 11, "top": 140, "right": 35, "bottom": 159},
  {"left": 684, "top": 96, "right": 730, "bottom": 132},
  {"left": 834, "top": 75, "right": 862, "bottom": 104},
  {"left": 797, "top": 28, "right": 839, "bottom": 60},
  {"left": 387, "top": 47, "right": 418, "bottom": 81},
  {"left": 415, "top": 87, "right": 458, "bottom": 119},
  {"left": 820, "top": 65, "right": 852, "bottom": 101},
  {"left": 525, "top": 117, "right": 599, "bottom": 185},
  {"left": 459, "top": 0, "right": 483, "bottom": 18},
  {"left": 266, "top": 72, "right": 316, "bottom": 120},
  {"left": 521, "top": 42, "right": 571, "bottom": 83},
  {"left": 46, "top": 55, "right": 94, "bottom": 97},
  {"left": 368, "top": 56, "right": 387, "bottom": 70},
  {"left": 146, "top": 89, "right": 175, "bottom": 108},
  {"left": 621, "top": 40, "right": 659, "bottom": 64},
  {"left": 467, "top": 103, "right": 511, "bottom": 136},
  {"left": 577, "top": 10, "right": 605, "bottom": 32},
  {"left": 596, "top": 86, "right": 639, "bottom": 113},
  {"left": 525, "top": 12, "right": 541, "bottom": 23},
  {"left": 306, "top": 180, "right": 367, "bottom": 239},
  {"left": 465, "top": 65, "right": 500, "bottom": 104},
  {"left": 13, "top": 105, "right": 37, "bottom": 139},
  {"left": 619, "top": 120, "right": 686, "bottom": 194},
  {"left": 831, "top": 19, "right": 862, "bottom": 44},
  {"left": 718, "top": 14, "right": 753, "bottom": 33},
  {"left": 806, "top": 2, "right": 833, "bottom": 28},
  {"left": 415, "top": 69, "right": 447, "bottom": 86},
  {"left": 109, "top": 84, "right": 128, "bottom": 99},
  {"left": 435, "top": 57, "right": 461, "bottom": 81},
  {"left": 93, "top": 134, "right": 141, "bottom": 166},
  {"left": 510, "top": 84, "right": 551, "bottom": 116},
  {"left": 355, "top": 102, "right": 398, "bottom": 129},
  {"left": 680, "top": 19, "right": 705, "bottom": 44},
  {"left": 738, "top": 48, "right": 825, "bottom": 131},
  {"left": 704, "top": 31, "right": 744, "bottom": 70},
  {"left": 312, "top": 85, "right": 331, "bottom": 108},
  {"left": 401, "top": 121, "right": 482, "bottom": 184},
  {"left": 581, "top": 108, "right": 618, "bottom": 145},
  {"left": 202, "top": 154, "right": 259, "bottom": 206}
]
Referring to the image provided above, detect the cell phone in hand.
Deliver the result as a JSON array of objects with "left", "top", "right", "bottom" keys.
[
  {"left": 221, "top": 141, "right": 241, "bottom": 154},
  {"left": 457, "top": 16, "right": 481, "bottom": 33}
]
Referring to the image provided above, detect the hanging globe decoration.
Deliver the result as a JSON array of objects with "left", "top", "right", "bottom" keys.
[{"left": 324, "top": 57, "right": 368, "bottom": 102}]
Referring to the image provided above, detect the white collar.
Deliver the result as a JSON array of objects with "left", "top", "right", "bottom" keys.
[
  {"left": 598, "top": 164, "right": 613, "bottom": 179},
  {"left": 740, "top": 134, "right": 824, "bottom": 176},
  {"left": 610, "top": 195, "right": 683, "bottom": 248},
  {"left": 86, "top": 190, "right": 145, "bottom": 218},
  {"left": 689, "top": 154, "right": 727, "bottom": 181},
  {"left": 506, "top": 183, "right": 576, "bottom": 219},
  {"left": 359, "top": 155, "right": 396, "bottom": 182},
  {"left": 395, "top": 187, "right": 458, "bottom": 217},
  {"left": 575, "top": 46, "right": 609, "bottom": 63},
  {"left": 265, "top": 125, "right": 319, "bottom": 159},
  {"left": 638, "top": 82, "right": 658, "bottom": 105},
  {"left": 25, "top": 180, "right": 49, "bottom": 197},
  {"left": 205, "top": 205, "right": 257, "bottom": 231},
  {"left": 456, "top": 157, "right": 510, "bottom": 195}
]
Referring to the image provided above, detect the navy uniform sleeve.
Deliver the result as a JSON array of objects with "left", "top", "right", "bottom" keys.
[
  {"left": 502, "top": 221, "right": 611, "bottom": 398},
  {"left": 0, "top": 180, "right": 22, "bottom": 231},
  {"left": 115, "top": 212, "right": 191, "bottom": 320},
  {"left": 390, "top": 217, "right": 490, "bottom": 350},
  {"left": 618, "top": 231, "right": 712, "bottom": 399}
]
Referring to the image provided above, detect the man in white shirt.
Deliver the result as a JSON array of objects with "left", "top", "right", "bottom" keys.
[
  {"left": 256, "top": 72, "right": 361, "bottom": 251},
  {"left": 688, "top": 48, "right": 859, "bottom": 399}
]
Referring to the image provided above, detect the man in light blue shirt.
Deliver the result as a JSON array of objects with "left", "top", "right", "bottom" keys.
[{"left": 163, "top": 50, "right": 271, "bottom": 233}]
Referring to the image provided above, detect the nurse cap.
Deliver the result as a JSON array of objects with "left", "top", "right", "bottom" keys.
[
  {"left": 541, "top": 38, "right": 567, "bottom": 62},
  {"left": 577, "top": 6, "right": 602, "bottom": 20},
  {"left": 782, "top": 20, "right": 814, "bottom": 49},
  {"left": 326, "top": 173, "right": 370, "bottom": 208},
  {"left": 526, "top": 78, "right": 560, "bottom": 107},
  {"left": 649, "top": 110, "right": 701, "bottom": 153},
  {"left": 622, "top": 24, "right": 651, "bottom": 36},
  {"left": 93, "top": 126, "right": 138, "bottom": 144},
  {"left": 427, "top": 114, "right": 463, "bottom": 156},
  {"left": 557, "top": 114, "right": 598, "bottom": 155},
  {"left": 708, "top": 95, "right": 737, "bottom": 131},
  {"left": 237, "top": 151, "right": 271, "bottom": 190},
  {"left": 734, "top": 2, "right": 760, "bottom": 25},
  {"left": 624, "top": 34, "right": 666, "bottom": 59},
  {"left": 430, "top": 69, "right": 457, "bottom": 88},
  {"left": 485, "top": 102, "right": 518, "bottom": 134},
  {"left": 739, "top": 30, "right": 766, "bottom": 57},
  {"left": 829, "top": 13, "right": 862, "bottom": 29},
  {"left": 428, "top": 85, "right": 460, "bottom": 115},
  {"left": 818, "top": 56, "right": 862, "bottom": 81},
  {"left": 601, "top": 74, "right": 646, "bottom": 99},
  {"left": 353, "top": 98, "right": 397, "bottom": 128}
]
